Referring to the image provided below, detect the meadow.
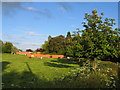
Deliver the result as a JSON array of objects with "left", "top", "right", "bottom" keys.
[{"left": 1, "top": 53, "right": 120, "bottom": 88}]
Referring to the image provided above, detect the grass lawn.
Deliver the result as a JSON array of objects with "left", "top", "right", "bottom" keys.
[
  {"left": 1, "top": 53, "right": 120, "bottom": 88},
  {"left": 2, "top": 53, "right": 80, "bottom": 88}
]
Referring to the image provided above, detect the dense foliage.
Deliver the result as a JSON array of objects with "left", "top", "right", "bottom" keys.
[
  {"left": 80, "top": 10, "right": 120, "bottom": 61},
  {"left": 35, "top": 48, "right": 45, "bottom": 52},
  {"left": 42, "top": 10, "right": 120, "bottom": 64},
  {"left": 26, "top": 49, "right": 33, "bottom": 52},
  {"left": 1, "top": 41, "right": 18, "bottom": 53},
  {"left": 0, "top": 40, "right": 3, "bottom": 53}
]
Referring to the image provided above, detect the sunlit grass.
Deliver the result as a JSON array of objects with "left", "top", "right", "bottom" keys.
[
  {"left": 2, "top": 53, "right": 119, "bottom": 88},
  {"left": 2, "top": 53, "right": 79, "bottom": 82}
]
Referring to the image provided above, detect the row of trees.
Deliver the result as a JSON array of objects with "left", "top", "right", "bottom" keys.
[
  {"left": 42, "top": 10, "right": 120, "bottom": 64},
  {"left": 26, "top": 48, "right": 45, "bottom": 52},
  {"left": 0, "top": 40, "right": 19, "bottom": 53}
]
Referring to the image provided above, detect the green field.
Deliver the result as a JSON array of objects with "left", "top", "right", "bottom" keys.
[
  {"left": 1, "top": 54, "right": 120, "bottom": 88},
  {"left": 2, "top": 54, "right": 80, "bottom": 88}
]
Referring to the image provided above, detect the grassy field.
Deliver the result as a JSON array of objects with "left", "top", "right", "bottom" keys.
[
  {"left": 2, "top": 53, "right": 80, "bottom": 88},
  {"left": 1, "top": 53, "right": 120, "bottom": 88}
]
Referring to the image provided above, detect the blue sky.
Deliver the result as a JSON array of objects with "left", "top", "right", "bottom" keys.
[{"left": 2, "top": 2, "right": 118, "bottom": 50}]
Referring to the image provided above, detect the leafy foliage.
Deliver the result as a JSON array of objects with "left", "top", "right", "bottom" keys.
[
  {"left": 80, "top": 10, "right": 120, "bottom": 60},
  {"left": 42, "top": 10, "right": 120, "bottom": 63},
  {"left": 11, "top": 46, "right": 19, "bottom": 53},
  {"left": 35, "top": 48, "right": 45, "bottom": 52},
  {"left": 0, "top": 40, "right": 3, "bottom": 53},
  {"left": 26, "top": 49, "right": 33, "bottom": 52},
  {"left": 2, "top": 42, "right": 13, "bottom": 53}
]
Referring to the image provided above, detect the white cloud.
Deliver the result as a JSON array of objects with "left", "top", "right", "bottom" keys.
[
  {"left": 2, "top": 2, "right": 52, "bottom": 18},
  {"left": 25, "top": 7, "right": 37, "bottom": 11},
  {"left": 58, "top": 2, "right": 72, "bottom": 12},
  {"left": 71, "top": 24, "right": 76, "bottom": 28},
  {"left": 12, "top": 41, "right": 42, "bottom": 51},
  {"left": 24, "top": 7, "right": 52, "bottom": 18},
  {"left": 27, "top": 31, "right": 38, "bottom": 36},
  {"left": 58, "top": 7, "right": 65, "bottom": 12},
  {"left": 2, "top": 32, "right": 47, "bottom": 50},
  {"left": 27, "top": 31, "right": 49, "bottom": 37}
]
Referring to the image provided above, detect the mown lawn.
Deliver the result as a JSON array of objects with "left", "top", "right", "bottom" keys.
[
  {"left": 2, "top": 53, "right": 80, "bottom": 88},
  {"left": 1, "top": 53, "right": 120, "bottom": 88}
]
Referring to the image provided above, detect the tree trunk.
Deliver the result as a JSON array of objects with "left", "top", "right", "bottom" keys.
[
  {"left": 78, "top": 58, "right": 81, "bottom": 62},
  {"left": 93, "top": 57, "right": 98, "bottom": 70},
  {"left": 86, "top": 58, "right": 90, "bottom": 63},
  {"left": 86, "top": 58, "right": 90, "bottom": 66}
]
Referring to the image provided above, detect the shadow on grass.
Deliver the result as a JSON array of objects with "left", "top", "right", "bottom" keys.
[
  {"left": 51, "top": 58, "right": 78, "bottom": 65},
  {"left": 50, "top": 58, "right": 86, "bottom": 67},
  {"left": 2, "top": 70, "right": 75, "bottom": 88},
  {"left": 25, "top": 62, "right": 32, "bottom": 73},
  {"left": 0, "top": 61, "right": 11, "bottom": 71},
  {"left": 2, "top": 70, "right": 54, "bottom": 88},
  {"left": 3, "top": 64, "right": 120, "bottom": 88},
  {"left": 44, "top": 62, "right": 73, "bottom": 68},
  {"left": 2, "top": 70, "right": 111, "bottom": 88}
]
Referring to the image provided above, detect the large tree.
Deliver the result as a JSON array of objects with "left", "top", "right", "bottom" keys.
[
  {"left": 78, "top": 10, "right": 120, "bottom": 69},
  {"left": 48, "top": 35, "right": 65, "bottom": 54},
  {"left": 2, "top": 42, "right": 13, "bottom": 53}
]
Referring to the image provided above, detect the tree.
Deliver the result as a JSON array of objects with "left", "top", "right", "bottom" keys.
[
  {"left": 11, "top": 46, "right": 18, "bottom": 53},
  {"left": 35, "top": 48, "right": 45, "bottom": 52},
  {"left": 48, "top": 35, "right": 65, "bottom": 54},
  {"left": 64, "top": 34, "right": 83, "bottom": 61},
  {"left": 41, "top": 41, "right": 49, "bottom": 53},
  {"left": 26, "top": 49, "right": 33, "bottom": 52},
  {"left": 64, "top": 37, "right": 74, "bottom": 57},
  {"left": 2, "top": 42, "right": 13, "bottom": 53},
  {"left": 18, "top": 49, "right": 22, "bottom": 52},
  {"left": 48, "top": 35, "right": 52, "bottom": 41},
  {"left": 78, "top": 9, "right": 120, "bottom": 69},
  {"left": 0, "top": 40, "right": 3, "bottom": 53},
  {"left": 66, "top": 32, "right": 71, "bottom": 39}
]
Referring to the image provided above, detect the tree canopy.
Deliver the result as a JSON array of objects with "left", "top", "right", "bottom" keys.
[
  {"left": 1, "top": 41, "right": 19, "bottom": 53},
  {"left": 41, "top": 10, "right": 120, "bottom": 63}
]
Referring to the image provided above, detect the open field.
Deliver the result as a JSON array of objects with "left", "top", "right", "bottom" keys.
[
  {"left": 2, "top": 54, "right": 120, "bottom": 88},
  {"left": 2, "top": 53, "right": 80, "bottom": 88}
]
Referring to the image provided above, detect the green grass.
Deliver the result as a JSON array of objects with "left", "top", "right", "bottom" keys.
[
  {"left": 2, "top": 53, "right": 120, "bottom": 88},
  {"left": 2, "top": 53, "right": 80, "bottom": 88}
]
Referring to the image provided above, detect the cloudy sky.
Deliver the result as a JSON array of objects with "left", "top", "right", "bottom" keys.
[{"left": 2, "top": 2, "right": 118, "bottom": 51}]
